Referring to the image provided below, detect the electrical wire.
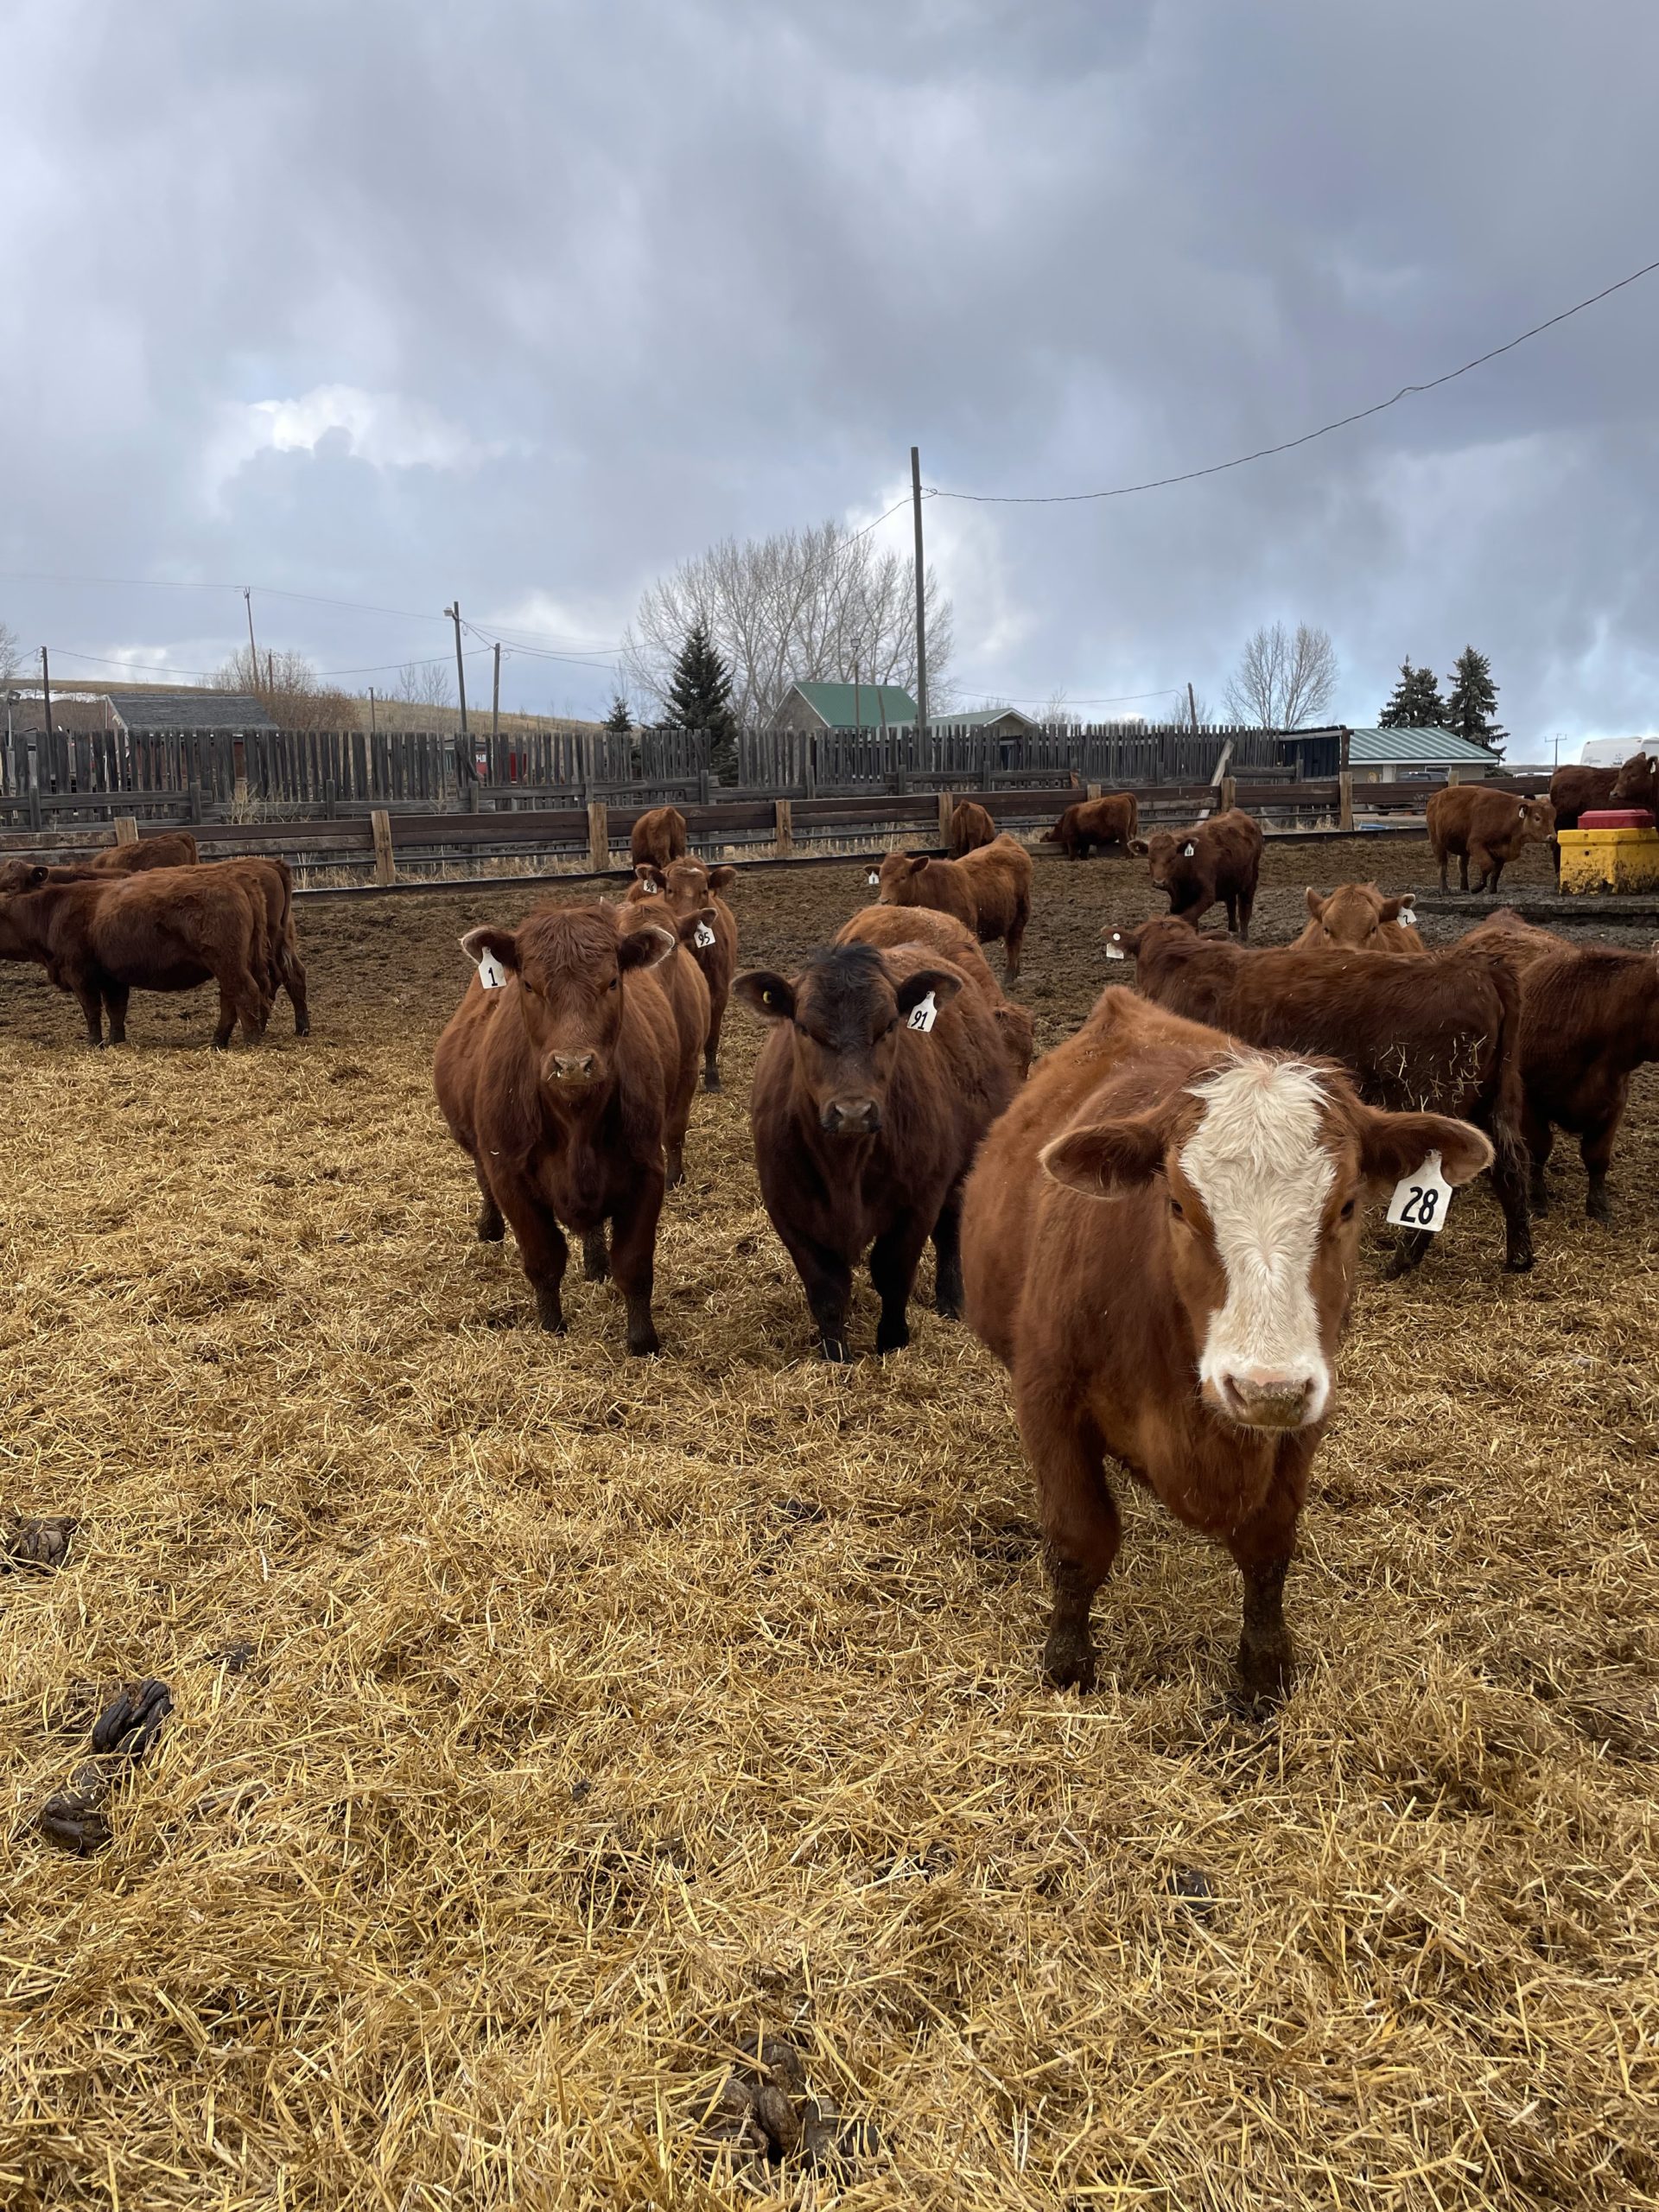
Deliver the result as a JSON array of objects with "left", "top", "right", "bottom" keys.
[{"left": 925, "top": 253, "right": 1659, "bottom": 505}]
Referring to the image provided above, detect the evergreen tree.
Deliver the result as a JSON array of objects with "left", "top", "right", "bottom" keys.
[
  {"left": 664, "top": 620, "right": 739, "bottom": 783},
  {"left": 603, "top": 693, "right": 632, "bottom": 738},
  {"left": 1377, "top": 658, "right": 1446, "bottom": 728},
  {"left": 1444, "top": 646, "right": 1505, "bottom": 752}
]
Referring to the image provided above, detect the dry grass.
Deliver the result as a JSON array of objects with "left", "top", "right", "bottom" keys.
[{"left": 2, "top": 838, "right": 1656, "bottom": 2209}]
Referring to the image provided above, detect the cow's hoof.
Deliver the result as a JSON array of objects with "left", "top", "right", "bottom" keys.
[
  {"left": 875, "top": 1323, "right": 911, "bottom": 1354},
  {"left": 702, "top": 1071, "right": 722, "bottom": 1094},
  {"left": 1236, "top": 1635, "right": 1293, "bottom": 1705},
  {"left": 818, "top": 1337, "right": 852, "bottom": 1364},
  {"left": 933, "top": 1297, "right": 962, "bottom": 1323},
  {"left": 1042, "top": 1633, "right": 1096, "bottom": 1694},
  {"left": 1586, "top": 1195, "right": 1611, "bottom": 1225},
  {"left": 626, "top": 1328, "right": 660, "bottom": 1357},
  {"left": 1504, "top": 1249, "right": 1536, "bottom": 1274}
]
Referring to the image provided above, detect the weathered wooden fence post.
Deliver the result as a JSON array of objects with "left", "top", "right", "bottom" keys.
[
  {"left": 774, "top": 798, "right": 793, "bottom": 856},
  {"left": 113, "top": 816, "right": 138, "bottom": 847},
  {"left": 938, "top": 791, "right": 953, "bottom": 845},
  {"left": 588, "top": 799, "right": 610, "bottom": 874},
  {"left": 1086, "top": 782, "right": 1102, "bottom": 801},
  {"left": 188, "top": 779, "right": 203, "bottom": 824},
  {"left": 371, "top": 810, "right": 396, "bottom": 886},
  {"left": 1219, "top": 774, "right": 1237, "bottom": 814},
  {"left": 1338, "top": 772, "right": 1354, "bottom": 833}
]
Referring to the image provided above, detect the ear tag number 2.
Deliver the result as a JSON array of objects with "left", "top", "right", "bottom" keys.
[
  {"left": 476, "top": 950, "right": 511, "bottom": 990},
  {"left": 1386, "top": 1151, "right": 1453, "bottom": 1233},
  {"left": 908, "top": 990, "right": 939, "bottom": 1034}
]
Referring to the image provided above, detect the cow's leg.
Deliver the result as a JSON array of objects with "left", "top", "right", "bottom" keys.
[
  {"left": 1458, "top": 852, "right": 1471, "bottom": 892},
  {"left": 474, "top": 1165, "right": 505, "bottom": 1242},
  {"left": 1222, "top": 1466, "right": 1306, "bottom": 1705},
  {"left": 1383, "top": 1226, "right": 1432, "bottom": 1276},
  {"left": 1487, "top": 854, "right": 1505, "bottom": 893},
  {"left": 1491, "top": 1125, "right": 1535, "bottom": 1272},
  {"left": 1014, "top": 1373, "right": 1119, "bottom": 1691},
  {"left": 1003, "top": 912, "right": 1027, "bottom": 980},
  {"left": 1236, "top": 884, "right": 1255, "bottom": 942},
  {"left": 102, "top": 983, "right": 130, "bottom": 1046},
  {"left": 1223, "top": 891, "right": 1239, "bottom": 934},
  {"left": 582, "top": 1225, "right": 609, "bottom": 1281},
  {"left": 1437, "top": 848, "right": 1451, "bottom": 894},
  {"left": 931, "top": 1192, "right": 965, "bottom": 1321},
  {"left": 70, "top": 975, "right": 105, "bottom": 1047},
  {"left": 775, "top": 1223, "right": 855, "bottom": 1360},
  {"left": 282, "top": 944, "right": 311, "bottom": 1036},
  {"left": 702, "top": 988, "right": 726, "bottom": 1092},
  {"left": 868, "top": 1208, "right": 933, "bottom": 1352},
  {"left": 1581, "top": 1114, "right": 1621, "bottom": 1223},
  {"left": 1523, "top": 1102, "right": 1554, "bottom": 1214},
  {"left": 495, "top": 1186, "right": 570, "bottom": 1333},
  {"left": 607, "top": 1168, "right": 666, "bottom": 1354}
]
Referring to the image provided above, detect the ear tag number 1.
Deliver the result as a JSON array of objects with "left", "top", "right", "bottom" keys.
[
  {"left": 694, "top": 921, "right": 716, "bottom": 949},
  {"left": 476, "top": 950, "right": 511, "bottom": 990},
  {"left": 908, "top": 990, "right": 939, "bottom": 1034},
  {"left": 1387, "top": 1150, "right": 1452, "bottom": 1232}
]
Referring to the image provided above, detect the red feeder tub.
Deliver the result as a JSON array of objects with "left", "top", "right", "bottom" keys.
[{"left": 1579, "top": 808, "right": 1656, "bottom": 830}]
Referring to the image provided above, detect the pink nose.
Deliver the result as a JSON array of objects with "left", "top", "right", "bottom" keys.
[
  {"left": 1220, "top": 1370, "right": 1315, "bottom": 1430},
  {"left": 821, "top": 1095, "right": 880, "bottom": 1135},
  {"left": 550, "top": 1051, "right": 598, "bottom": 1084}
]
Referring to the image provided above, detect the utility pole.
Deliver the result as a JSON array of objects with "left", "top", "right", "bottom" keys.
[
  {"left": 492, "top": 640, "right": 501, "bottom": 748},
  {"left": 910, "top": 445, "right": 928, "bottom": 738},
  {"left": 853, "top": 658, "right": 861, "bottom": 732},
  {"left": 40, "top": 646, "right": 54, "bottom": 744},
  {"left": 244, "top": 588, "right": 259, "bottom": 685},
  {"left": 266, "top": 650, "right": 273, "bottom": 696},
  {"left": 368, "top": 687, "right": 377, "bottom": 735},
  {"left": 1187, "top": 681, "right": 1200, "bottom": 733},
  {"left": 445, "top": 601, "right": 470, "bottom": 763}
]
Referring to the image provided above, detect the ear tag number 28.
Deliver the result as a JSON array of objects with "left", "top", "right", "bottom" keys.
[
  {"left": 476, "top": 950, "right": 511, "bottom": 990},
  {"left": 1386, "top": 1150, "right": 1453, "bottom": 1233},
  {"left": 908, "top": 990, "right": 939, "bottom": 1034}
]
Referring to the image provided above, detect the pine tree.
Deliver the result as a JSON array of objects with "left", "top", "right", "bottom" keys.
[
  {"left": 1377, "top": 658, "right": 1447, "bottom": 729},
  {"left": 603, "top": 694, "right": 632, "bottom": 738},
  {"left": 664, "top": 620, "right": 739, "bottom": 783},
  {"left": 1444, "top": 646, "right": 1505, "bottom": 753}
]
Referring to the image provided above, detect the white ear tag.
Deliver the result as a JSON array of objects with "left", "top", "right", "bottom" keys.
[
  {"left": 1399, "top": 905, "right": 1418, "bottom": 927},
  {"left": 1104, "top": 934, "right": 1127, "bottom": 962},
  {"left": 476, "top": 949, "right": 510, "bottom": 990},
  {"left": 868, "top": 870, "right": 880, "bottom": 887},
  {"left": 1182, "top": 842, "right": 1196, "bottom": 858},
  {"left": 641, "top": 880, "right": 660, "bottom": 895},
  {"left": 907, "top": 990, "right": 939, "bottom": 1033},
  {"left": 1386, "top": 1151, "right": 1453, "bottom": 1233},
  {"left": 694, "top": 921, "right": 716, "bottom": 949}
]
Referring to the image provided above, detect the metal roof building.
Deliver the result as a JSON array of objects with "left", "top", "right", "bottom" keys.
[
  {"left": 108, "top": 689, "right": 276, "bottom": 734},
  {"left": 768, "top": 681, "right": 918, "bottom": 731},
  {"left": 1280, "top": 724, "right": 1504, "bottom": 780}
]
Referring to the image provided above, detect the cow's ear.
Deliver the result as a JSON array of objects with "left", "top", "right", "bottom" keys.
[
  {"left": 1378, "top": 895, "right": 1409, "bottom": 923},
  {"left": 1357, "top": 1107, "right": 1493, "bottom": 1189},
  {"left": 633, "top": 862, "right": 661, "bottom": 883},
  {"left": 619, "top": 923, "right": 674, "bottom": 971},
  {"left": 1305, "top": 887, "right": 1326, "bottom": 921},
  {"left": 707, "top": 865, "right": 736, "bottom": 892},
  {"left": 907, "top": 855, "right": 931, "bottom": 876},
  {"left": 1040, "top": 1109, "right": 1169, "bottom": 1199},
  {"left": 460, "top": 926, "right": 518, "bottom": 972},
  {"left": 672, "top": 905, "right": 716, "bottom": 944},
  {"left": 735, "top": 969, "right": 796, "bottom": 1022},
  {"left": 1128, "top": 838, "right": 1151, "bottom": 857},
  {"left": 894, "top": 967, "right": 963, "bottom": 1018}
]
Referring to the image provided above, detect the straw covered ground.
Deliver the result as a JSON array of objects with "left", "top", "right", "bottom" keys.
[{"left": 2, "top": 832, "right": 1656, "bottom": 2210}]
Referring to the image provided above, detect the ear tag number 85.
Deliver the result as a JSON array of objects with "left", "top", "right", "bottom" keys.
[
  {"left": 694, "top": 921, "right": 716, "bottom": 949},
  {"left": 1386, "top": 1151, "right": 1453, "bottom": 1233}
]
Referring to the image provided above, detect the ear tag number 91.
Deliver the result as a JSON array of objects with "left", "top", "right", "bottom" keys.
[
  {"left": 476, "top": 950, "right": 511, "bottom": 990},
  {"left": 908, "top": 990, "right": 939, "bottom": 1034},
  {"left": 1386, "top": 1150, "right": 1453, "bottom": 1233}
]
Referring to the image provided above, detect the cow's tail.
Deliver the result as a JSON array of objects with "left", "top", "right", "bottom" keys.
[{"left": 1478, "top": 951, "right": 1534, "bottom": 1272}]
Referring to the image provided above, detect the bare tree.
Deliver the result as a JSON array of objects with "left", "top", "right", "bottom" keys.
[
  {"left": 623, "top": 520, "right": 953, "bottom": 726},
  {"left": 1042, "top": 685, "right": 1071, "bottom": 729},
  {"left": 394, "top": 658, "right": 454, "bottom": 711},
  {"left": 1224, "top": 623, "right": 1338, "bottom": 728},
  {"left": 0, "top": 620, "right": 20, "bottom": 684},
  {"left": 214, "top": 645, "right": 361, "bottom": 732}
]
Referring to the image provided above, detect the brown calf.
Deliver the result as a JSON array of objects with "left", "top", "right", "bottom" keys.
[
  {"left": 624, "top": 858, "right": 737, "bottom": 1090},
  {"left": 954, "top": 832, "right": 1033, "bottom": 977},
  {"left": 1456, "top": 907, "right": 1572, "bottom": 970},
  {"left": 1122, "top": 915, "right": 1533, "bottom": 1274},
  {"left": 433, "top": 903, "right": 686, "bottom": 1353},
  {"left": 947, "top": 800, "right": 996, "bottom": 856},
  {"left": 875, "top": 850, "right": 978, "bottom": 933},
  {"left": 1294, "top": 882, "right": 1426, "bottom": 956},
  {"left": 1138, "top": 809, "right": 1263, "bottom": 937},
  {"left": 0, "top": 868, "right": 270, "bottom": 1046},
  {"left": 739, "top": 940, "right": 1017, "bottom": 1359},
  {"left": 1509, "top": 946, "right": 1659, "bottom": 1221},
  {"left": 836, "top": 903, "right": 1036, "bottom": 1077},
  {"left": 0, "top": 830, "right": 198, "bottom": 894},
  {"left": 1041, "top": 793, "right": 1139, "bottom": 860},
  {"left": 615, "top": 899, "right": 710, "bottom": 1184},
  {"left": 629, "top": 805, "right": 688, "bottom": 872},
  {"left": 1426, "top": 785, "right": 1555, "bottom": 893},
  {"left": 960, "top": 986, "right": 1490, "bottom": 1699}
]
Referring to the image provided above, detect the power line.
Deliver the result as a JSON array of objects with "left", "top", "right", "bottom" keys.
[
  {"left": 33, "top": 644, "right": 491, "bottom": 683},
  {"left": 925, "top": 253, "right": 1659, "bottom": 506},
  {"left": 950, "top": 684, "right": 1185, "bottom": 707}
]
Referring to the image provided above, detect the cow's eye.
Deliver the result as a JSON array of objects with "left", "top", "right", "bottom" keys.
[
  {"left": 1340, "top": 1196, "right": 1357, "bottom": 1220},
  {"left": 607, "top": 975, "right": 620, "bottom": 991},
  {"left": 1169, "top": 1196, "right": 1185, "bottom": 1220}
]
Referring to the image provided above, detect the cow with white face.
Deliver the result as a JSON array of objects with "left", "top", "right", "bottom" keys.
[{"left": 961, "top": 986, "right": 1491, "bottom": 1702}]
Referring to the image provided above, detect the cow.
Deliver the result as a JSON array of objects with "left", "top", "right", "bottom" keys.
[
  {"left": 954, "top": 833, "right": 1033, "bottom": 978},
  {"left": 1041, "top": 792, "right": 1139, "bottom": 861},
  {"left": 1426, "top": 785, "right": 1555, "bottom": 894},
  {"left": 836, "top": 902, "right": 1036, "bottom": 1077},
  {"left": 1135, "top": 810, "right": 1263, "bottom": 938},
  {"left": 947, "top": 799, "right": 996, "bottom": 856},
  {"left": 1505, "top": 946, "right": 1659, "bottom": 1222},
  {"left": 432, "top": 902, "right": 688, "bottom": 1353},
  {"left": 1119, "top": 915, "right": 1534, "bottom": 1274},
  {"left": 624, "top": 857, "right": 737, "bottom": 1090},
  {"left": 875, "top": 850, "right": 978, "bottom": 933},
  {"left": 738, "top": 940, "right": 1017, "bottom": 1359},
  {"left": 1294, "top": 882, "right": 1427, "bottom": 957},
  {"left": 961, "top": 986, "right": 1490, "bottom": 1700},
  {"left": 615, "top": 898, "right": 710, "bottom": 1185},
  {"left": 1548, "top": 753, "right": 1658, "bottom": 876},
  {"left": 0, "top": 830, "right": 198, "bottom": 893},
  {"left": 1457, "top": 907, "right": 1572, "bottom": 970},
  {"left": 629, "top": 805, "right": 688, "bottom": 872},
  {"left": 0, "top": 868, "right": 270, "bottom": 1046}
]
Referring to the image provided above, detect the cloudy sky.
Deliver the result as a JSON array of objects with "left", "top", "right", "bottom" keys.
[{"left": 3, "top": 0, "right": 1656, "bottom": 753}]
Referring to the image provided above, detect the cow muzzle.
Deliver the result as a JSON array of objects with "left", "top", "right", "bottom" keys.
[
  {"left": 1212, "top": 1368, "right": 1322, "bottom": 1431},
  {"left": 820, "top": 1095, "right": 881, "bottom": 1136},
  {"left": 547, "top": 1050, "right": 601, "bottom": 1087}
]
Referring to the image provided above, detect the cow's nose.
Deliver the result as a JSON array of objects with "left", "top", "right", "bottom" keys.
[
  {"left": 551, "top": 1050, "right": 599, "bottom": 1084},
  {"left": 821, "top": 1096, "right": 880, "bottom": 1135},
  {"left": 1220, "top": 1370, "right": 1317, "bottom": 1431}
]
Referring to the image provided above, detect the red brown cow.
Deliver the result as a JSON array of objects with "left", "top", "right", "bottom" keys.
[
  {"left": 432, "top": 903, "right": 686, "bottom": 1353},
  {"left": 0, "top": 868, "right": 270, "bottom": 1046},
  {"left": 836, "top": 903, "right": 1036, "bottom": 1077},
  {"left": 1426, "top": 785, "right": 1554, "bottom": 893},
  {"left": 615, "top": 899, "right": 710, "bottom": 1184},
  {"left": 0, "top": 830, "right": 198, "bottom": 893},
  {"left": 1041, "top": 792, "right": 1139, "bottom": 860},
  {"left": 875, "top": 850, "right": 978, "bottom": 933},
  {"left": 1121, "top": 915, "right": 1533, "bottom": 1273},
  {"left": 1294, "top": 882, "right": 1427, "bottom": 956},
  {"left": 739, "top": 940, "right": 1017, "bottom": 1359},
  {"left": 1548, "top": 753, "right": 1657, "bottom": 876},
  {"left": 1137, "top": 810, "right": 1263, "bottom": 938},
  {"left": 1507, "top": 946, "right": 1659, "bottom": 1222},
  {"left": 960, "top": 986, "right": 1491, "bottom": 1699},
  {"left": 954, "top": 833, "right": 1033, "bottom": 978},
  {"left": 1457, "top": 907, "right": 1572, "bottom": 970},
  {"left": 624, "top": 857, "right": 737, "bottom": 1090},
  {"left": 947, "top": 799, "right": 996, "bottom": 856},
  {"left": 629, "top": 805, "right": 688, "bottom": 872}
]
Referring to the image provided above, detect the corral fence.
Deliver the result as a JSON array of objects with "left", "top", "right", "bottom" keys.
[
  {"left": 0, "top": 719, "right": 1357, "bottom": 831},
  {"left": 0, "top": 768, "right": 1555, "bottom": 891}
]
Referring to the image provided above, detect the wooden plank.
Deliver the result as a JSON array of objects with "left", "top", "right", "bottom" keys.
[
  {"left": 775, "top": 798, "right": 793, "bottom": 857},
  {"left": 371, "top": 810, "right": 396, "bottom": 885},
  {"left": 114, "top": 816, "right": 138, "bottom": 846},
  {"left": 587, "top": 800, "right": 609, "bottom": 873}
]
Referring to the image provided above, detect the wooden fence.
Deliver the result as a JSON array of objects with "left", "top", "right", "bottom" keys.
[{"left": 0, "top": 770, "right": 1554, "bottom": 889}]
